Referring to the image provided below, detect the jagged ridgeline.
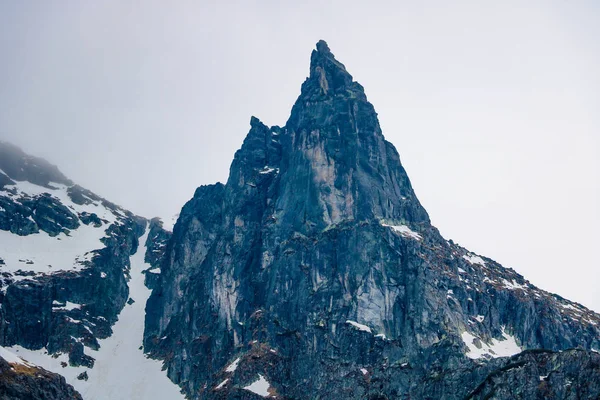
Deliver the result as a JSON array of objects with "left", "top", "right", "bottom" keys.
[
  {"left": 0, "top": 41, "right": 599, "bottom": 400},
  {"left": 0, "top": 142, "right": 183, "bottom": 399},
  {"left": 143, "top": 41, "right": 600, "bottom": 399}
]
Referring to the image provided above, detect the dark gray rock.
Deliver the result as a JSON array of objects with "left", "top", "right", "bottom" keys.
[
  {"left": 27, "top": 194, "right": 80, "bottom": 236},
  {"left": 78, "top": 211, "right": 103, "bottom": 227},
  {"left": 0, "top": 172, "right": 14, "bottom": 189},
  {"left": 142, "top": 218, "right": 172, "bottom": 290},
  {"left": 0, "top": 355, "right": 82, "bottom": 400},
  {"left": 466, "top": 349, "right": 600, "bottom": 400},
  {"left": 143, "top": 41, "right": 600, "bottom": 399},
  {"left": 0, "top": 195, "right": 39, "bottom": 235}
]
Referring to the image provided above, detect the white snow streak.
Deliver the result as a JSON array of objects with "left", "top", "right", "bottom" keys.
[
  {"left": 52, "top": 301, "right": 82, "bottom": 311},
  {"left": 381, "top": 223, "right": 422, "bottom": 240},
  {"left": 8, "top": 230, "right": 184, "bottom": 400},
  {"left": 259, "top": 166, "right": 279, "bottom": 175},
  {"left": 501, "top": 279, "right": 527, "bottom": 291},
  {"left": 346, "top": 320, "right": 372, "bottom": 333},
  {"left": 215, "top": 379, "right": 228, "bottom": 390},
  {"left": 461, "top": 327, "right": 522, "bottom": 359},
  {"left": 243, "top": 374, "right": 271, "bottom": 397},
  {"left": 225, "top": 357, "right": 241, "bottom": 373}
]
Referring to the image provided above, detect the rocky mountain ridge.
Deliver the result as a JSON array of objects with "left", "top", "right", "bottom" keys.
[
  {"left": 0, "top": 40, "right": 599, "bottom": 399},
  {"left": 142, "top": 41, "right": 600, "bottom": 399},
  {"left": 0, "top": 141, "right": 183, "bottom": 399}
]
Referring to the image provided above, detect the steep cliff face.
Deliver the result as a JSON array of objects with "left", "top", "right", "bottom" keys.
[{"left": 144, "top": 41, "right": 600, "bottom": 399}]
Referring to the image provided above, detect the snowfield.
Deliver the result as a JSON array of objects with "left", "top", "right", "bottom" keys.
[
  {"left": 9, "top": 230, "right": 185, "bottom": 400},
  {"left": 0, "top": 178, "right": 122, "bottom": 284}
]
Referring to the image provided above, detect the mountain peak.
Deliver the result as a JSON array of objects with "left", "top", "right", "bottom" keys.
[
  {"left": 315, "top": 39, "right": 331, "bottom": 55},
  {"left": 306, "top": 40, "right": 353, "bottom": 97}
]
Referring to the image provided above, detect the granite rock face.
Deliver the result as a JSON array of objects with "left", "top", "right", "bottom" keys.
[{"left": 144, "top": 41, "right": 600, "bottom": 399}]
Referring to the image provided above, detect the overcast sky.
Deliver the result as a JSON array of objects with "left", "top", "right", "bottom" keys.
[{"left": 1, "top": 1, "right": 598, "bottom": 312}]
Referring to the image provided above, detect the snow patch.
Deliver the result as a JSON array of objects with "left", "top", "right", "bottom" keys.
[
  {"left": 0, "top": 179, "right": 124, "bottom": 281},
  {"left": 461, "top": 327, "right": 522, "bottom": 359},
  {"left": 0, "top": 345, "right": 29, "bottom": 366},
  {"left": 346, "top": 320, "right": 372, "bottom": 333},
  {"left": 259, "top": 166, "right": 279, "bottom": 175},
  {"left": 225, "top": 357, "right": 241, "bottom": 373},
  {"left": 462, "top": 254, "right": 486, "bottom": 266},
  {"left": 244, "top": 374, "right": 271, "bottom": 397},
  {"left": 8, "top": 230, "right": 185, "bottom": 400},
  {"left": 502, "top": 279, "right": 527, "bottom": 291},
  {"left": 52, "top": 301, "right": 82, "bottom": 311},
  {"left": 561, "top": 303, "right": 582, "bottom": 313},
  {"left": 360, "top": 368, "right": 368, "bottom": 375},
  {"left": 215, "top": 379, "right": 228, "bottom": 390},
  {"left": 475, "top": 315, "right": 485, "bottom": 323},
  {"left": 381, "top": 223, "right": 422, "bottom": 240}
]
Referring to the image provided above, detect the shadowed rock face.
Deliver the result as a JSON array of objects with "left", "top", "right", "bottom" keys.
[
  {"left": 143, "top": 41, "right": 600, "bottom": 399},
  {"left": 0, "top": 355, "right": 82, "bottom": 400}
]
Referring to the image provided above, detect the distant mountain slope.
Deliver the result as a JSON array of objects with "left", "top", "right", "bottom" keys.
[
  {"left": 143, "top": 41, "right": 600, "bottom": 399},
  {"left": 0, "top": 141, "right": 183, "bottom": 399}
]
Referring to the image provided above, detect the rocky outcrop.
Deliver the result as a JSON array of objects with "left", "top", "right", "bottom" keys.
[
  {"left": 143, "top": 217, "right": 172, "bottom": 289},
  {"left": 144, "top": 41, "right": 600, "bottom": 399},
  {"left": 0, "top": 355, "right": 82, "bottom": 400},
  {"left": 466, "top": 349, "right": 600, "bottom": 399}
]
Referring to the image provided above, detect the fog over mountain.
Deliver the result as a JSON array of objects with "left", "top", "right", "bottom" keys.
[
  {"left": 2, "top": 39, "right": 599, "bottom": 399},
  {"left": 0, "top": 0, "right": 598, "bottom": 319}
]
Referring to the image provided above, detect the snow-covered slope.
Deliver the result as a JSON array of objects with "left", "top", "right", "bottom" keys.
[
  {"left": 0, "top": 142, "right": 187, "bottom": 398},
  {"left": 8, "top": 229, "right": 185, "bottom": 399},
  {"left": 0, "top": 178, "right": 122, "bottom": 284}
]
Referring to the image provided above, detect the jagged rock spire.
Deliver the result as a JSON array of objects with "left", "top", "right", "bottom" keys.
[
  {"left": 281, "top": 40, "right": 430, "bottom": 230},
  {"left": 144, "top": 40, "right": 600, "bottom": 400},
  {"left": 304, "top": 40, "right": 354, "bottom": 97}
]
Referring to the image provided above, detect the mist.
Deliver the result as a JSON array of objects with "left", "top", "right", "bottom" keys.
[{"left": 1, "top": 1, "right": 599, "bottom": 312}]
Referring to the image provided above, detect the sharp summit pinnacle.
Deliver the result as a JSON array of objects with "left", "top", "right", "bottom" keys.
[{"left": 2, "top": 41, "right": 599, "bottom": 400}]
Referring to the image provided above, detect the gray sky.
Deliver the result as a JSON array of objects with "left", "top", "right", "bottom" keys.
[{"left": 1, "top": 1, "right": 599, "bottom": 312}]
